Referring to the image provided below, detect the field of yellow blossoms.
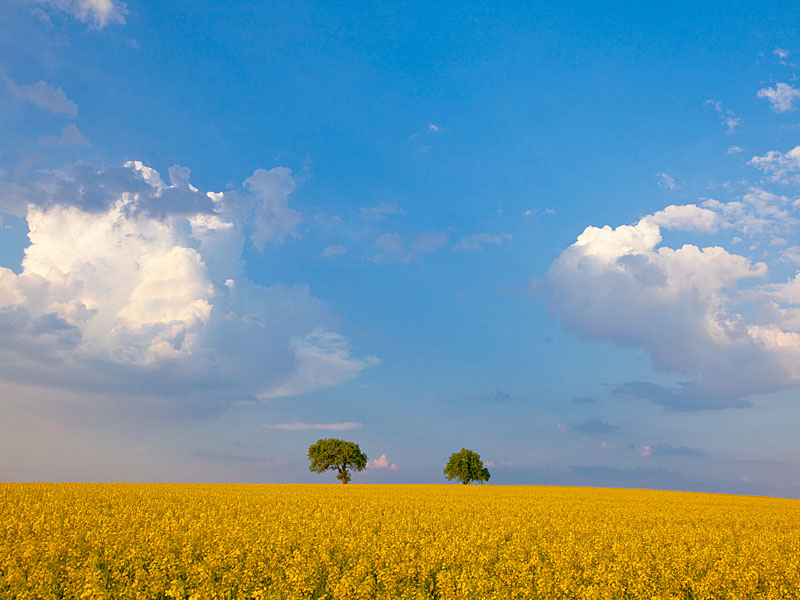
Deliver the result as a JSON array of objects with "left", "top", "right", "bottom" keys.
[{"left": 2, "top": 483, "right": 799, "bottom": 599}]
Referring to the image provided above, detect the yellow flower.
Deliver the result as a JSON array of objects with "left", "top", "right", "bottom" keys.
[{"left": 1, "top": 483, "right": 799, "bottom": 599}]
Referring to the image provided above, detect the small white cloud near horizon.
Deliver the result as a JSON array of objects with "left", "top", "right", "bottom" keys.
[
  {"left": 634, "top": 443, "right": 702, "bottom": 457},
  {"left": 368, "top": 453, "right": 399, "bottom": 470},
  {"left": 263, "top": 422, "right": 363, "bottom": 431},
  {"left": 484, "top": 460, "right": 512, "bottom": 467},
  {"left": 757, "top": 82, "right": 800, "bottom": 113}
]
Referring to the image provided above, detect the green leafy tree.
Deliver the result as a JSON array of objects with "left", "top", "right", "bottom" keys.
[
  {"left": 444, "top": 448, "right": 491, "bottom": 484},
  {"left": 308, "top": 438, "right": 368, "bottom": 484}
]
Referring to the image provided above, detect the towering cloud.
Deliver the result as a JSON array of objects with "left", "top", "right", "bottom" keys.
[{"left": 0, "top": 161, "right": 375, "bottom": 402}]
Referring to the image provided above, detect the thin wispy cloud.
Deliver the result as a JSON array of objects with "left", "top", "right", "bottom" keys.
[
  {"left": 38, "top": 124, "right": 90, "bottom": 147},
  {"left": 573, "top": 419, "right": 621, "bottom": 435},
  {"left": 704, "top": 99, "right": 740, "bottom": 132},
  {"left": 3, "top": 75, "right": 78, "bottom": 117},
  {"left": 322, "top": 245, "right": 348, "bottom": 258},
  {"left": 193, "top": 450, "right": 287, "bottom": 467},
  {"left": 372, "top": 231, "right": 448, "bottom": 263},
  {"left": 656, "top": 172, "right": 677, "bottom": 190},
  {"left": 524, "top": 207, "right": 556, "bottom": 218},
  {"left": 570, "top": 396, "right": 596, "bottom": 404},
  {"left": 359, "top": 202, "right": 405, "bottom": 220},
  {"left": 773, "top": 48, "right": 794, "bottom": 66},
  {"left": 455, "top": 233, "right": 512, "bottom": 251},
  {"left": 635, "top": 443, "right": 703, "bottom": 457},
  {"left": 262, "top": 422, "right": 362, "bottom": 431},
  {"left": 32, "top": 0, "right": 127, "bottom": 29},
  {"left": 483, "top": 460, "right": 512, "bottom": 467},
  {"left": 372, "top": 232, "right": 412, "bottom": 263},
  {"left": 482, "top": 390, "right": 514, "bottom": 403}
]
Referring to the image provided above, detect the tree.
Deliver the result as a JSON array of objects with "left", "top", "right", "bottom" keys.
[
  {"left": 444, "top": 448, "right": 490, "bottom": 484},
  {"left": 308, "top": 438, "right": 368, "bottom": 484}
]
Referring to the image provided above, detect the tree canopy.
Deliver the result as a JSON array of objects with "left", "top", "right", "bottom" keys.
[
  {"left": 444, "top": 448, "right": 490, "bottom": 484},
  {"left": 308, "top": 438, "right": 368, "bottom": 484}
]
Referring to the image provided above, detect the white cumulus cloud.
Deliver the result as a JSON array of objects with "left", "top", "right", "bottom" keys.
[
  {"left": 749, "top": 145, "right": 800, "bottom": 184},
  {"left": 757, "top": 83, "right": 800, "bottom": 113},
  {"left": 703, "top": 189, "right": 796, "bottom": 236},
  {"left": 547, "top": 199, "right": 800, "bottom": 409},
  {"left": 645, "top": 204, "right": 719, "bottom": 232},
  {"left": 368, "top": 453, "right": 399, "bottom": 470},
  {"left": 0, "top": 161, "right": 375, "bottom": 403}
]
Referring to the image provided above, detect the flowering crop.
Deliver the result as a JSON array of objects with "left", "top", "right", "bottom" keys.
[{"left": 1, "top": 483, "right": 799, "bottom": 599}]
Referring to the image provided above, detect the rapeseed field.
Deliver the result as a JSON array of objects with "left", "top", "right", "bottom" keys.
[{"left": 1, "top": 483, "right": 798, "bottom": 599}]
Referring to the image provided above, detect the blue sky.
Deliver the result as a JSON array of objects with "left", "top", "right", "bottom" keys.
[{"left": 2, "top": 1, "right": 800, "bottom": 496}]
